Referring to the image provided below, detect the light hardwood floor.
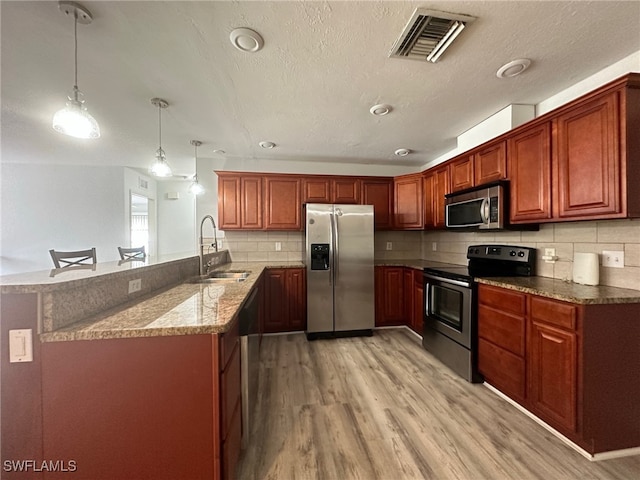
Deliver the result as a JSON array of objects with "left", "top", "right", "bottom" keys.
[{"left": 237, "top": 328, "right": 640, "bottom": 480}]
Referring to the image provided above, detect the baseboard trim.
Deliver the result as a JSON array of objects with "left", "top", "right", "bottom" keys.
[{"left": 483, "top": 382, "right": 640, "bottom": 461}]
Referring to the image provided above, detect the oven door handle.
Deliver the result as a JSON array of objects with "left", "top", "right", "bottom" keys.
[{"left": 424, "top": 274, "right": 471, "bottom": 288}]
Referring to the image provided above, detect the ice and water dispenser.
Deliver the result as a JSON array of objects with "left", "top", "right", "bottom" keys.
[{"left": 310, "top": 244, "right": 330, "bottom": 270}]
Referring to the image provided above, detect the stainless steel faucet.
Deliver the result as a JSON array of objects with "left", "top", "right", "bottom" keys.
[{"left": 199, "top": 214, "right": 218, "bottom": 275}]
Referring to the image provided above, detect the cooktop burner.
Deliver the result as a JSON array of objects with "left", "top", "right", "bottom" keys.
[{"left": 424, "top": 244, "right": 537, "bottom": 280}]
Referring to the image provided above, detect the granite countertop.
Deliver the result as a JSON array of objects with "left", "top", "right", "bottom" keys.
[
  {"left": 476, "top": 276, "right": 640, "bottom": 305},
  {"left": 375, "top": 259, "right": 432, "bottom": 270},
  {"left": 40, "top": 261, "right": 304, "bottom": 342}
]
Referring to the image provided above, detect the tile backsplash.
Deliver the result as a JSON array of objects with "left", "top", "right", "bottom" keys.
[{"left": 222, "top": 218, "right": 640, "bottom": 291}]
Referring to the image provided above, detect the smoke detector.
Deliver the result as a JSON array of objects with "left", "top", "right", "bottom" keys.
[{"left": 390, "top": 8, "right": 476, "bottom": 63}]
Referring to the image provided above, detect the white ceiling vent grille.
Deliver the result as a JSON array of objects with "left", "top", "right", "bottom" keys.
[{"left": 389, "top": 8, "right": 476, "bottom": 63}]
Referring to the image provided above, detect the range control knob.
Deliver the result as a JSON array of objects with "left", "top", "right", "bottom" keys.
[
  {"left": 518, "top": 251, "right": 525, "bottom": 257},
  {"left": 509, "top": 250, "right": 517, "bottom": 257}
]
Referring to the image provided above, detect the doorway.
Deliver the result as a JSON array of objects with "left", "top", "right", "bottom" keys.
[{"left": 130, "top": 193, "right": 156, "bottom": 256}]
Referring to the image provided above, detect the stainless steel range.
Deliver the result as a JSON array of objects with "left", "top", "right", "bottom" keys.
[{"left": 423, "top": 245, "right": 536, "bottom": 383}]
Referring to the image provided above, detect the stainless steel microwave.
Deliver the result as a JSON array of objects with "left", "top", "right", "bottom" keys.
[{"left": 445, "top": 181, "right": 507, "bottom": 230}]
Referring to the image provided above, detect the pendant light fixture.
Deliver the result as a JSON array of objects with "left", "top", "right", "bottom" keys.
[
  {"left": 189, "top": 140, "right": 205, "bottom": 195},
  {"left": 149, "top": 98, "right": 172, "bottom": 177},
  {"left": 52, "top": 1, "right": 100, "bottom": 139}
]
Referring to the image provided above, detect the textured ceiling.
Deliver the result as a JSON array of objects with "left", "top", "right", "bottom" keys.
[{"left": 2, "top": 1, "right": 639, "bottom": 177}]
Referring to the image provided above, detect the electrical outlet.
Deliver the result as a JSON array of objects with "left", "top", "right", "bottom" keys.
[
  {"left": 432, "top": 242, "right": 437, "bottom": 252},
  {"left": 602, "top": 250, "right": 624, "bottom": 268},
  {"left": 128, "top": 278, "right": 142, "bottom": 294},
  {"left": 386, "top": 242, "right": 393, "bottom": 251},
  {"left": 275, "top": 242, "right": 281, "bottom": 251},
  {"left": 545, "top": 248, "right": 556, "bottom": 257}
]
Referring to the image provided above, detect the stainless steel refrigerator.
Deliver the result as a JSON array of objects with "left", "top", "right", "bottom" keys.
[{"left": 305, "top": 204, "right": 375, "bottom": 338}]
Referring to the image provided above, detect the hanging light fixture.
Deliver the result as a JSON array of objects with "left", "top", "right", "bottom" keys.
[
  {"left": 52, "top": 1, "right": 100, "bottom": 139},
  {"left": 149, "top": 98, "right": 172, "bottom": 177},
  {"left": 189, "top": 140, "right": 205, "bottom": 195}
]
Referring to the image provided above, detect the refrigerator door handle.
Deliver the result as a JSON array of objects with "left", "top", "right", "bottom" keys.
[{"left": 331, "top": 211, "right": 339, "bottom": 285}]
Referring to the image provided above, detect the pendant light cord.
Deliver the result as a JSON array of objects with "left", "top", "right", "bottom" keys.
[{"left": 158, "top": 104, "right": 162, "bottom": 150}]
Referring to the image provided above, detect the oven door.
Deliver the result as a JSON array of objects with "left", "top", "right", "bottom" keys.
[{"left": 424, "top": 273, "right": 473, "bottom": 348}]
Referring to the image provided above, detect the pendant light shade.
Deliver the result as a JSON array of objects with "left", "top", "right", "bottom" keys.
[
  {"left": 189, "top": 140, "right": 205, "bottom": 195},
  {"left": 52, "top": 1, "right": 100, "bottom": 139},
  {"left": 149, "top": 98, "right": 172, "bottom": 177}
]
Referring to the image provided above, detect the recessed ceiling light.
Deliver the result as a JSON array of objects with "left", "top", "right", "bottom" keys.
[
  {"left": 259, "top": 141, "right": 276, "bottom": 149},
  {"left": 213, "top": 149, "right": 226, "bottom": 155},
  {"left": 370, "top": 104, "right": 392, "bottom": 116},
  {"left": 496, "top": 59, "right": 532, "bottom": 78},
  {"left": 230, "top": 28, "right": 264, "bottom": 52},
  {"left": 394, "top": 148, "right": 411, "bottom": 156}
]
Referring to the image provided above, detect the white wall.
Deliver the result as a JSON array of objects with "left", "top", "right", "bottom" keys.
[
  {"left": 156, "top": 179, "right": 196, "bottom": 256},
  {"left": 0, "top": 164, "right": 126, "bottom": 274}
]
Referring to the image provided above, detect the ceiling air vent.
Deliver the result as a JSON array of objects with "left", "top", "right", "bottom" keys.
[{"left": 389, "top": 8, "right": 476, "bottom": 63}]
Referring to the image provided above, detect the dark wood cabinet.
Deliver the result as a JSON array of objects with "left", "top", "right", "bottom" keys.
[
  {"left": 362, "top": 179, "right": 393, "bottom": 229},
  {"left": 508, "top": 122, "right": 552, "bottom": 223},
  {"left": 219, "top": 318, "right": 242, "bottom": 480},
  {"left": 394, "top": 173, "right": 423, "bottom": 229},
  {"left": 412, "top": 269, "right": 424, "bottom": 334},
  {"left": 303, "top": 177, "right": 332, "bottom": 203},
  {"left": 375, "top": 266, "right": 405, "bottom": 326},
  {"left": 450, "top": 154, "right": 474, "bottom": 192},
  {"left": 554, "top": 91, "right": 621, "bottom": 220},
  {"left": 263, "top": 268, "right": 306, "bottom": 333},
  {"left": 217, "top": 172, "right": 263, "bottom": 230},
  {"left": 478, "top": 284, "right": 527, "bottom": 403},
  {"left": 332, "top": 177, "right": 361, "bottom": 203},
  {"left": 264, "top": 176, "right": 302, "bottom": 230},
  {"left": 432, "top": 166, "right": 450, "bottom": 229},
  {"left": 403, "top": 268, "right": 414, "bottom": 327},
  {"left": 478, "top": 281, "right": 640, "bottom": 454},
  {"left": 528, "top": 312, "right": 577, "bottom": 433},
  {"left": 474, "top": 141, "right": 507, "bottom": 185}
]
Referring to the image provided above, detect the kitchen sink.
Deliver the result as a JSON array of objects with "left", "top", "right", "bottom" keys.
[{"left": 187, "top": 270, "right": 250, "bottom": 283}]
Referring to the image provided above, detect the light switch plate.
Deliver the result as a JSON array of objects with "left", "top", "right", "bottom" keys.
[
  {"left": 386, "top": 242, "right": 392, "bottom": 251},
  {"left": 275, "top": 242, "right": 282, "bottom": 251},
  {"left": 9, "top": 329, "right": 33, "bottom": 363}
]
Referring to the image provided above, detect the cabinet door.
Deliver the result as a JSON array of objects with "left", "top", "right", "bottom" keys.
[
  {"left": 450, "top": 155, "right": 474, "bottom": 192},
  {"left": 263, "top": 269, "right": 288, "bottom": 333},
  {"left": 433, "top": 166, "right": 450, "bottom": 228},
  {"left": 423, "top": 173, "right": 435, "bottom": 228},
  {"left": 287, "top": 268, "right": 307, "bottom": 331},
  {"left": 218, "top": 175, "right": 241, "bottom": 229},
  {"left": 264, "top": 177, "right": 301, "bottom": 230},
  {"left": 403, "top": 269, "right": 414, "bottom": 327},
  {"left": 303, "top": 177, "right": 331, "bottom": 203},
  {"left": 332, "top": 178, "right": 360, "bottom": 204},
  {"left": 555, "top": 92, "right": 621, "bottom": 219},
  {"left": 475, "top": 141, "right": 507, "bottom": 185},
  {"left": 413, "top": 270, "right": 424, "bottom": 333},
  {"left": 241, "top": 176, "right": 263, "bottom": 229},
  {"left": 508, "top": 122, "right": 552, "bottom": 223},
  {"left": 362, "top": 179, "right": 393, "bottom": 230},
  {"left": 528, "top": 320, "right": 577, "bottom": 432},
  {"left": 375, "top": 267, "right": 404, "bottom": 326},
  {"left": 394, "top": 174, "right": 423, "bottom": 229}
]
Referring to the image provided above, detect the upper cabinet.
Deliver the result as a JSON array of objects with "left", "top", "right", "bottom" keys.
[
  {"left": 508, "top": 122, "right": 553, "bottom": 223},
  {"left": 508, "top": 74, "right": 640, "bottom": 224},
  {"left": 332, "top": 177, "right": 361, "bottom": 204},
  {"left": 264, "top": 176, "right": 301, "bottom": 230},
  {"left": 302, "top": 177, "right": 332, "bottom": 203},
  {"left": 302, "top": 177, "right": 362, "bottom": 204},
  {"left": 450, "top": 141, "right": 507, "bottom": 193},
  {"left": 217, "top": 173, "right": 263, "bottom": 230},
  {"left": 423, "top": 165, "right": 450, "bottom": 229},
  {"left": 394, "top": 173, "right": 423, "bottom": 229},
  {"left": 362, "top": 179, "right": 393, "bottom": 230}
]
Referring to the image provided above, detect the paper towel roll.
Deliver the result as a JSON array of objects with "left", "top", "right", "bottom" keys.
[{"left": 573, "top": 252, "right": 599, "bottom": 286}]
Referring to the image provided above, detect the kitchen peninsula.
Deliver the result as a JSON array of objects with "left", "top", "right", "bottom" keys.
[{"left": 0, "top": 252, "right": 302, "bottom": 480}]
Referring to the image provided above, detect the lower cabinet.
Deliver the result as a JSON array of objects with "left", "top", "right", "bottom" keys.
[
  {"left": 478, "top": 283, "right": 640, "bottom": 454},
  {"left": 263, "top": 267, "right": 306, "bottom": 333},
  {"left": 375, "top": 266, "right": 404, "bottom": 326},
  {"left": 375, "top": 266, "right": 423, "bottom": 332},
  {"left": 39, "top": 321, "right": 243, "bottom": 480}
]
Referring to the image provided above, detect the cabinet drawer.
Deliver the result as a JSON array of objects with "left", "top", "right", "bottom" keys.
[
  {"left": 478, "top": 338, "right": 526, "bottom": 403},
  {"left": 530, "top": 296, "right": 577, "bottom": 330},
  {"left": 221, "top": 342, "right": 241, "bottom": 441},
  {"left": 478, "top": 305, "right": 525, "bottom": 356},
  {"left": 479, "top": 284, "right": 526, "bottom": 315},
  {"left": 220, "top": 316, "right": 239, "bottom": 369}
]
